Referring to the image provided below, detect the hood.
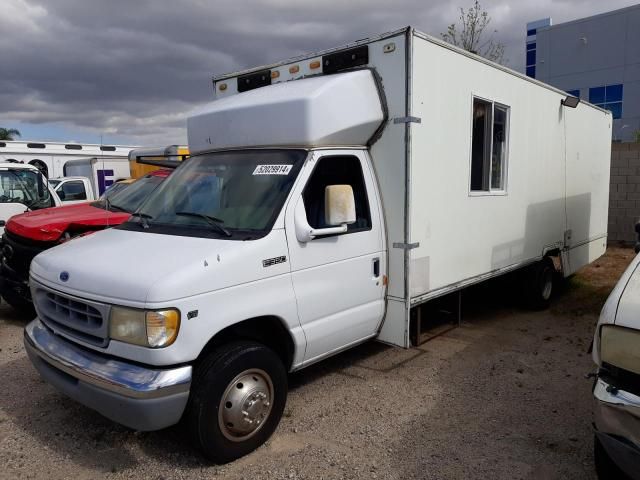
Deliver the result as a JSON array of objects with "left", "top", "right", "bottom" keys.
[
  {"left": 30, "top": 227, "right": 290, "bottom": 305},
  {"left": 613, "top": 254, "right": 640, "bottom": 330},
  {"left": 6, "top": 203, "right": 130, "bottom": 242}
]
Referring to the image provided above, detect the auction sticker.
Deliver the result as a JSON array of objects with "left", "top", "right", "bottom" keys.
[{"left": 253, "top": 164, "right": 292, "bottom": 175}]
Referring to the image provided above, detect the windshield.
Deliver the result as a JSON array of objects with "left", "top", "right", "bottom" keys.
[
  {"left": 0, "top": 169, "right": 53, "bottom": 209},
  {"left": 99, "top": 181, "right": 130, "bottom": 200},
  {"left": 122, "top": 150, "right": 306, "bottom": 239},
  {"left": 94, "top": 173, "right": 167, "bottom": 213}
]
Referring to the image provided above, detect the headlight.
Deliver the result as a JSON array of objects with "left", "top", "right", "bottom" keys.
[
  {"left": 600, "top": 325, "right": 640, "bottom": 374},
  {"left": 110, "top": 307, "right": 180, "bottom": 348}
]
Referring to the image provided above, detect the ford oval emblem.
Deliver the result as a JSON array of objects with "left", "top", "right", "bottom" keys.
[{"left": 59, "top": 271, "right": 69, "bottom": 282}]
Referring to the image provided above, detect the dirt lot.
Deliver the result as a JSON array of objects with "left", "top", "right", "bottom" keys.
[{"left": 0, "top": 247, "right": 636, "bottom": 480}]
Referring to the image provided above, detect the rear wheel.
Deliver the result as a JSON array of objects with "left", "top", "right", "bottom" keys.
[
  {"left": 187, "top": 341, "right": 287, "bottom": 463},
  {"left": 522, "top": 257, "right": 555, "bottom": 309}
]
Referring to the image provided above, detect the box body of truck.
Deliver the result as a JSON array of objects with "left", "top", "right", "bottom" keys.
[
  {"left": 0, "top": 142, "right": 137, "bottom": 179},
  {"left": 204, "top": 27, "right": 611, "bottom": 348},
  {"left": 23, "top": 27, "right": 611, "bottom": 462},
  {"left": 59, "top": 156, "right": 132, "bottom": 199}
]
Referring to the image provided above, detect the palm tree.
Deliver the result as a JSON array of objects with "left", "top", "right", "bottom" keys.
[{"left": 0, "top": 128, "right": 21, "bottom": 140}]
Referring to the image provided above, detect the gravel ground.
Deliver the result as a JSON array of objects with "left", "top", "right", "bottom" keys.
[{"left": 0, "top": 246, "right": 635, "bottom": 480}]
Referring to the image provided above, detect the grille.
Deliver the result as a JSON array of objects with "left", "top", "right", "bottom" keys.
[{"left": 33, "top": 284, "right": 110, "bottom": 347}]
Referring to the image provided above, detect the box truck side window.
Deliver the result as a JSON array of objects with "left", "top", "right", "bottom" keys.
[
  {"left": 470, "top": 98, "right": 509, "bottom": 193},
  {"left": 303, "top": 155, "right": 371, "bottom": 233}
]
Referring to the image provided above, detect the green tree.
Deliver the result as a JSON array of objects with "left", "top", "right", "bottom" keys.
[
  {"left": 0, "top": 128, "right": 21, "bottom": 141},
  {"left": 441, "top": 1, "right": 506, "bottom": 64}
]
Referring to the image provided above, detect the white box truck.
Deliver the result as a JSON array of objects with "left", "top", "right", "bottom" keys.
[
  {"left": 48, "top": 156, "right": 132, "bottom": 204},
  {"left": 24, "top": 27, "right": 611, "bottom": 462}
]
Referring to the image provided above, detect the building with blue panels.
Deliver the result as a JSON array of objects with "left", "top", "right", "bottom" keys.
[{"left": 526, "top": 5, "right": 640, "bottom": 141}]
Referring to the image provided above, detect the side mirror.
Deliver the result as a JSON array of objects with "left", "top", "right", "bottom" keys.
[
  {"left": 325, "top": 185, "right": 356, "bottom": 226},
  {"left": 294, "top": 185, "right": 356, "bottom": 243},
  {"left": 57, "top": 189, "right": 66, "bottom": 201}
]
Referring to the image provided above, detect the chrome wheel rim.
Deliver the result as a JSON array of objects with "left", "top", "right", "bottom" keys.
[{"left": 218, "top": 368, "right": 274, "bottom": 442}]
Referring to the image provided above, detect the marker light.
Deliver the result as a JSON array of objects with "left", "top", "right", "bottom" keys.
[
  {"left": 289, "top": 65, "right": 300, "bottom": 74},
  {"left": 271, "top": 71, "right": 280, "bottom": 79},
  {"left": 219, "top": 83, "right": 227, "bottom": 91},
  {"left": 310, "top": 60, "right": 321, "bottom": 69}
]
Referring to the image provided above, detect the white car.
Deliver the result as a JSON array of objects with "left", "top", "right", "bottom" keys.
[{"left": 592, "top": 252, "right": 640, "bottom": 479}]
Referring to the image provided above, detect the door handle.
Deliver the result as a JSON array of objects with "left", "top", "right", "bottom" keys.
[{"left": 372, "top": 257, "right": 380, "bottom": 277}]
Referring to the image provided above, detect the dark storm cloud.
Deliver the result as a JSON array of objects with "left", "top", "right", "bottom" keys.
[{"left": 1, "top": 0, "right": 637, "bottom": 144}]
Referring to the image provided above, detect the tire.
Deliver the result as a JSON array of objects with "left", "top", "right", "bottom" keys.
[
  {"left": 522, "top": 257, "right": 555, "bottom": 310},
  {"left": 187, "top": 341, "right": 287, "bottom": 463},
  {"left": 594, "top": 434, "right": 631, "bottom": 480}
]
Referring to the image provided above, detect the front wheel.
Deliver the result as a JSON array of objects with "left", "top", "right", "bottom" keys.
[
  {"left": 187, "top": 341, "right": 287, "bottom": 463},
  {"left": 594, "top": 434, "right": 631, "bottom": 480}
]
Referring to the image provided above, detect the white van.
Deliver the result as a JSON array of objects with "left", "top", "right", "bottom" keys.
[
  {"left": 592, "top": 253, "right": 640, "bottom": 479},
  {"left": 24, "top": 27, "right": 611, "bottom": 462}
]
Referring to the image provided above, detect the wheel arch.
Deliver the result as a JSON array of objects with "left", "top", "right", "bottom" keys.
[
  {"left": 541, "top": 247, "right": 562, "bottom": 273},
  {"left": 196, "top": 315, "right": 296, "bottom": 371}
]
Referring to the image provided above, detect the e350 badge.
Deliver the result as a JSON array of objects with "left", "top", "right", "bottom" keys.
[{"left": 262, "top": 256, "right": 286, "bottom": 268}]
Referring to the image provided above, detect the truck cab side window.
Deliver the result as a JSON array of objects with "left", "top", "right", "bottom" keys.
[
  {"left": 302, "top": 155, "right": 371, "bottom": 233},
  {"left": 60, "top": 181, "right": 87, "bottom": 201},
  {"left": 470, "top": 97, "right": 509, "bottom": 192}
]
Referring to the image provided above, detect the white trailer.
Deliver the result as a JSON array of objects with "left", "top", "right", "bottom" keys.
[
  {"left": 0, "top": 141, "right": 137, "bottom": 178},
  {"left": 24, "top": 27, "right": 611, "bottom": 462}
]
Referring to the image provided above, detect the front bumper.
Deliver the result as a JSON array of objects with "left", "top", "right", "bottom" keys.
[
  {"left": 594, "top": 377, "right": 640, "bottom": 480},
  {"left": 24, "top": 318, "right": 192, "bottom": 431}
]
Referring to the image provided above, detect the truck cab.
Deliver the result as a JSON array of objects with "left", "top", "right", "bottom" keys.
[
  {"left": 0, "top": 162, "right": 60, "bottom": 235},
  {"left": 23, "top": 70, "right": 387, "bottom": 463},
  {"left": 49, "top": 176, "right": 96, "bottom": 204}
]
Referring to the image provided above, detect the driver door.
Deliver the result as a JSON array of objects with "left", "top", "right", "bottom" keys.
[{"left": 285, "top": 150, "right": 386, "bottom": 365}]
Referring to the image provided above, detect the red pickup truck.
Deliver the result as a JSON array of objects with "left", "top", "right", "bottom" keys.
[{"left": 0, "top": 169, "right": 171, "bottom": 311}]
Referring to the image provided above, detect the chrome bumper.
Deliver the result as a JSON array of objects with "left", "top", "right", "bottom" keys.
[
  {"left": 24, "top": 318, "right": 192, "bottom": 431},
  {"left": 594, "top": 377, "right": 640, "bottom": 480}
]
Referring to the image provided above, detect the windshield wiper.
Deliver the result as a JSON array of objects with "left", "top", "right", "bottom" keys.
[
  {"left": 175, "top": 211, "right": 232, "bottom": 237},
  {"left": 108, "top": 202, "right": 130, "bottom": 213},
  {"left": 129, "top": 212, "right": 153, "bottom": 229}
]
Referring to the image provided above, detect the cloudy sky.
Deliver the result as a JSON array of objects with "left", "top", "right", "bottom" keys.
[{"left": 1, "top": 0, "right": 638, "bottom": 146}]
